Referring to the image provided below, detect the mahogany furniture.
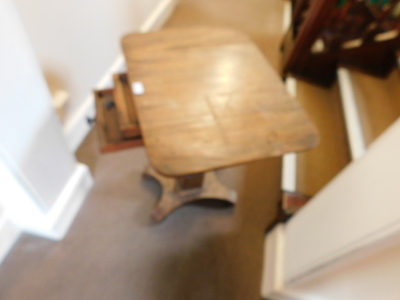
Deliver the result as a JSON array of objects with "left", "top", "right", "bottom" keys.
[
  {"left": 121, "top": 27, "right": 319, "bottom": 221},
  {"left": 282, "top": 0, "right": 400, "bottom": 86}
]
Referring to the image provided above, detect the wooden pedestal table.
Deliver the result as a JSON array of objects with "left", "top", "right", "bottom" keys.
[
  {"left": 143, "top": 166, "right": 237, "bottom": 221},
  {"left": 122, "top": 27, "right": 319, "bottom": 221}
]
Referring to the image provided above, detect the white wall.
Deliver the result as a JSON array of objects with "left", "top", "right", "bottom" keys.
[
  {"left": 0, "top": 0, "right": 175, "bottom": 263},
  {"left": 12, "top": 0, "right": 162, "bottom": 124},
  {"left": 0, "top": 0, "right": 76, "bottom": 209},
  {"left": 0, "top": 0, "right": 93, "bottom": 251}
]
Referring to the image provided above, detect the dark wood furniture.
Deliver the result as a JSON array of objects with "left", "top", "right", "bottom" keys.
[{"left": 282, "top": 0, "right": 400, "bottom": 86}]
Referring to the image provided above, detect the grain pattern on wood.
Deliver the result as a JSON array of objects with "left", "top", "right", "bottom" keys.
[
  {"left": 176, "top": 173, "right": 204, "bottom": 191},
  {"left": 113, "top": 73, "right": 141, "bottom": 138},
  {"left": 295, "top": 82, "right": 350, "bottom": 196},
  {"left": 282, "top": 191, "right": 311, "bottom": 215},
  {"left": 94, "top": 89, "right": 144, "bottom": 153},
  {"left": 144, "top": 166, "right": 237, "bottom": 222},
  {"left": 122, "top": 27, "right": 319, "bottom": 176}
]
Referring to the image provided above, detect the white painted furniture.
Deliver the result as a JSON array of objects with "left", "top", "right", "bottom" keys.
[
  {"left": 262, "top": 117, "right": 400, "bottom": 300},
  {"left": 262, "top": 1, "right": 400, "bottom": 299}
]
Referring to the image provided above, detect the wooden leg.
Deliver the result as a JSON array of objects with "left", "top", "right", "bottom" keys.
[{"left": 143, "top": 166, "right": 237, "bottom": 222}]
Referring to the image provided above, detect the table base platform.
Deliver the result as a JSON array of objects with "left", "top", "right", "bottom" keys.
[{"left": 143, "top": 166, "right": 237, "bottom": 221}]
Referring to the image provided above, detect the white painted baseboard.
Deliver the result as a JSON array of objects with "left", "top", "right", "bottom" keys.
[
  {"left": 139, "top": 0, "right": 178, "bottom": 33},
  {"left": 21, "top": 163, "right": 94, "bottom": 240},
  {"left": 337, "top": 67, "right": 366, "bottom": 160},
  {"left": 64, "top": 0, "right": 178, "bottom": 152},
  {"left": 0, "top": 216, "right": 21, "bottom": 265},
  {"left": 281, "top": 77, "right": 298, "bottom": 193},
  {"left": 261, "top": 225, "right": 301, "bottom": 300},
  {"left": 261, "top": 224, "right": 285, "bottom": 298},
  {"left": 0, "top": 163, "right": 93, "bottom": 265}
]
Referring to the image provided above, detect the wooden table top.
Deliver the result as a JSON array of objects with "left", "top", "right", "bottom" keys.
[{"left": 122, "top": 27, "right": 319, "bottom": 177}]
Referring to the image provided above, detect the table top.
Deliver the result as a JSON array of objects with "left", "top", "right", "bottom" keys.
[{"left": 122, "top": 27, "right": 319, "bottom": 177}]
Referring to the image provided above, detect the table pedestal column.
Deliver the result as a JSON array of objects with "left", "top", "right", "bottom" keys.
[{"left": 143, "top": 166, "right": 237, "bottom": 221}]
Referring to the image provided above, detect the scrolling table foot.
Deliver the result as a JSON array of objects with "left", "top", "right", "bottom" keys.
[{"left": 143, "top": 166, "right": 237, "bottom": 222}]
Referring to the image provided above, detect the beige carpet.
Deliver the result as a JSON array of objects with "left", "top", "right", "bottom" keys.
[{"left": 0, "top": 0, "right": 285, "bottom": 299}]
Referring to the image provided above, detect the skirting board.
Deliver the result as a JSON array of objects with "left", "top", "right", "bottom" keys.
[
  {"left": 64, "top": 0, "right": 178, "bottom": 152},
  {"left": 0, "top": 217, "right": 21, "bottom": 265},
  {"left": 261, "top": 224, "right": 286, "bottom": 298},
  {"left": 337, "top": 67, "right": 366, "bottom": 160},
  {"left": 281, "top": 77, "right": 297, "bottom": 193},
  {"left": 261, "top": 224, "right": 301, "bottom": 300},
  {"left": 20, "top": 163, "right": 94, "bottom": 241}
]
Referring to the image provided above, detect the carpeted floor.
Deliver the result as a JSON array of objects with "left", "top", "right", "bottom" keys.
[{"left": 0, "top": 0, "right": 284, "bottom": 299}]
